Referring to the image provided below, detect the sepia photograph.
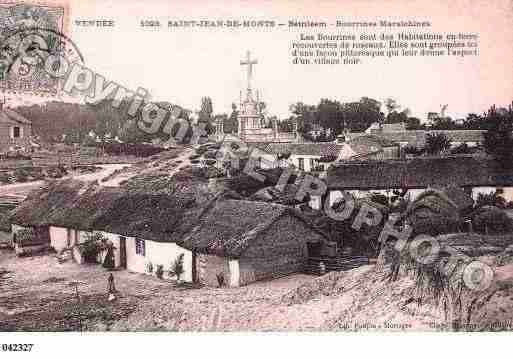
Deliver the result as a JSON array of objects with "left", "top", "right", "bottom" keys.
[{"left": 0, "top": 0, "right": 512, "bottom": 356}]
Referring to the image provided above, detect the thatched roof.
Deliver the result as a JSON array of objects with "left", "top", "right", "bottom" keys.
[
  {"left": 347, "top": 135, "right": 398, "bottom": 153},
  {"left": 179, "top": 200, "right": 325, "bottom": 258},
  {"left": 365, "top": 129, "right": 485, "bottom": 146},
  {"left": 9, "top": 179, "right": 85, "bottom": 227},
  {"left": 248, "top": 184, "right": 307, "bottom": 205},
  {"left": 254, "top": 142, "right": 344, "bottom": 157},
  {"left": 0, "top": 108, "right": 31, "bottom": 125},
  {"left": 327, "top": 156, "right": 513, "bottom": 190},
  {"left": 10, "top": 180, "right": 326, "bottom": 255},
  {"left": 9, "top": 179, "right": 207, "bottom": 242},
  {"left": 403, "top": 186, "right": 474, "bottom": 220}
]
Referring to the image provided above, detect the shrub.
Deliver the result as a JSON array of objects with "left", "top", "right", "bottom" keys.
[
  {"left": 146, "top": 261, "right": 154, "bottom": 274},
  {"left": 79, "top": 232, "right": 108, "bottom": 263},
  {"left": 155, "top": 264, "right": 164, "bottom": 279},
  {"left": 216, "top": 273, "right": 225, "bottom": 287},
  {"left": 424, "top": 133, "right": 452, "bottom": 155},
  {"left": 169, "top": 253, "right": 185, "bottom": 281},
  {"left": 472, "top": 207, "right": 513, "bottom": 235},
  {"left": 100, "top": 143, "right": 166, "bottom": 157}
]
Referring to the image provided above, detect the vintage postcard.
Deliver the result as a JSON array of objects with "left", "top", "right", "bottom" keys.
[{"left": 0, "top": 0, "right": 512, "bottom": 354}]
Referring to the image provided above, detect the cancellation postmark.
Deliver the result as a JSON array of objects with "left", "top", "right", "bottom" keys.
[{"left": 0, "top": 2, "right": 82, "bottom": 95}]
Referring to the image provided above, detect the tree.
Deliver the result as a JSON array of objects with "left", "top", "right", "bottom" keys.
[
  {"left": 405, "top": 117, "right": 424, "bottom": 130},
  {"left": 385, "top": 109, "right": 409, "bottom": 124},
  {"left": 482, "top": 104, "right": 513, "bottom": 167},
  {"left": 429, "top": 116, "right": 458, "bottom": 130},
  {"left": 198, "top": 97, "right": 213, "bottom": 122},
  {"left": 224, "top": 103, "right": 239, "bottom": 134},
  {"left": 384, "top": 98, "right": 399, "bottom": 116},
  {"left": 341, "top": 97, "right": 384, "bottom": 132},
  {"left": 462, "top": 113, "right": 484, "bottom": 130},
  {"left": 424, "top": 133, "right": 451, "bottom": 155}
]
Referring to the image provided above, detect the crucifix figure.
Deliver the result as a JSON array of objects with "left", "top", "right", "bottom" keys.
[{"left": 240, "top": 50, "right": 258, "bottom": 92}]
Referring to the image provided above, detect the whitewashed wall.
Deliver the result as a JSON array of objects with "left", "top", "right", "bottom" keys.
[
  {"left": 328, "top": 188, "right": 425, "bottom": 206},
  {"left": 124, "top": 237, "right": 193, "bottom": 282},
  {"left": 49, "top": 226, "right": 68, "bottom": 252},
  {"left": 288, "top": 154, "right": 321, "bottom": 172}
]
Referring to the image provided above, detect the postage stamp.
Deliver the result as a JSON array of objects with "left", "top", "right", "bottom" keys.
[{"left": 0, "top": 2, "right": 80, "bottom": 95}]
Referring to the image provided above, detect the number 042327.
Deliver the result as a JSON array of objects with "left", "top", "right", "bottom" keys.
[{"left": 1, "top": 344, "right": 34, "bottom": 352}]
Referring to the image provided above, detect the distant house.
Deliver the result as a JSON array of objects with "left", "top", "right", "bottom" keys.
[
  {"left": 9, "top": 180, "right": 328, "bottom": 287},
  {"left": 253, "top": 142, "right": 344, "bottom": 172},
  {"left": 361, "top": 121, "right": 484, "bottom": 149},
  {"left": 326, "top": 156, "right": 513, "bottom": 204},
  {"left": 337, "top": 134, "right": 400, "bottom": 161},
  {"left": 0, "top": 103, "right": 32, "bottom": 152}
]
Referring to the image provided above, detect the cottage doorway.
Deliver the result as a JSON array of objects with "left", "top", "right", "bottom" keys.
[
  {"left": 192, "top": 250, "right": 198, "bottom": 283},
  {"left": 119, "top": 237, "right": 127, "bottom": 269}
]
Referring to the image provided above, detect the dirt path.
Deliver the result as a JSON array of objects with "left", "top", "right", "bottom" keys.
[
  {"left": 0, "top": 250, "right": 315, "bottom": 331},
  {"left": 0, "top": 163, "right": 133, "bottom": 199}
]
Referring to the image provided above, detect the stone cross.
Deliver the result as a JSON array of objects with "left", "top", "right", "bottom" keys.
[{"left": 240, "top": 51, "right": 258, "bottom": 92}]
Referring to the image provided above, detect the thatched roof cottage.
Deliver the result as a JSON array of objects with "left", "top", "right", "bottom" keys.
[
  {"left": 180, "top": 199, "right": 327, "bottom": 286},
  {"left": 9, "top": 180, "right": 327, "bottom": 286},
  {"left": 327, "top": 156, "right": 513, "bottom": 204}
]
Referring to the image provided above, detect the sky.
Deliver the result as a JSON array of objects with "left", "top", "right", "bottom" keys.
[{"left": 6, "top": 0, "right": 513, "bottom": 122}]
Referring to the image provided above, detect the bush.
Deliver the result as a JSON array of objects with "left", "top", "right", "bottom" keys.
[
  {"left": 155, "top": 264, "right": 164, "bottom": 279},
  {"left": 169, "top": 253, "right": 185, "bottom": 281},
  {"left": 79, "top": 232, "right": 108, "bottom": 263},
  {"left": 473, "top": 208, "right": 513, "bottom": 235},
  {"left": 216, "top": 273, "right": 225, "bottom": 287},
  {"left": 100, "top": 143, "right": 166, "bottom": 157},
  {"left": 146, "top": 261, "right": 154, "bottom": 274}
]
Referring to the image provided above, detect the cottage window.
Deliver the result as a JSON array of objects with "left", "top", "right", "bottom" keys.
[
  {"left": 135, "top": 238, "right": 145, "bottom": 256},
  {"left": 12, "top": 126, "right": 21, "bottom": 138}
]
